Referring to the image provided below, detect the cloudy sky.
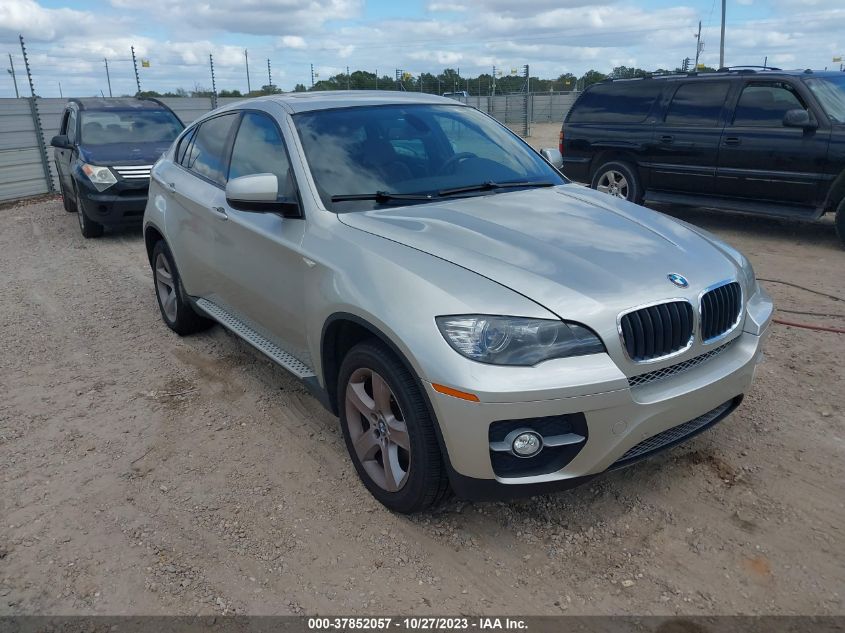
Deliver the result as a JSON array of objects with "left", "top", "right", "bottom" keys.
[{"left": 1, "top": 0, "right": 843, "bottom": 97}]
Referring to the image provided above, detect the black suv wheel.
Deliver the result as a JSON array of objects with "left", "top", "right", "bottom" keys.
[{"left": 591, "top": 160, "right": 643, "bottom": 204}]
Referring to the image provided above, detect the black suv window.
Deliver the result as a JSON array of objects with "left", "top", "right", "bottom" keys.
[
  {"left": 733, "top": 82, "right": 805, "bottom": 127},
  {"left": 184, "top": 113, "right": 238, "bottom": 186},
  {"left": 567, "top": 82, "right": 661, "bottom": 124},
  {"left": 665, "top": 82, "right": 730, "bottom": 126},
  {"left": 228, "top": 112, "right": 296, "bottom": 200}
]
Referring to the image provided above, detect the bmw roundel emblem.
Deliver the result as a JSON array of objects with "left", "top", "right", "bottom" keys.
[{"left": 667, "top": 273, "right": 689, "bottom": 288}]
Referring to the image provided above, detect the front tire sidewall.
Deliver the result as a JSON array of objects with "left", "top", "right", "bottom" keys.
[
  {"left": 835, "top": 198, "right": 845, "bottom": 248},
  {"left": 76, "top": 189, "right": 104, "bottom": 238},
  {"left": 337, "top": 343, "right": 445, "bottom": 514},
  {"left": 592, "top": 160, "right": 643, "bottom": 204}
]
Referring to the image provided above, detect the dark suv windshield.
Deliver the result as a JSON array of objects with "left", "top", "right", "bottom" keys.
[
  {"left": 292, "top": 104, "right": 565, "bottom": 211},
  {"left": 805, "top": 76, "right": 845, "bottom": 123},
  {"left": 80, "top": 110, "right": 183, "bottom": 145}
]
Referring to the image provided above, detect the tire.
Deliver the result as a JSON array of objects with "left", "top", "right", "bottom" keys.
[
  {"left": 836, "top": 197, "right": 845, "bottom": 248},
  {"left": 150, "top": 240, "right": 214, "bottom": 336},
  {"left": 76, "top": 189, "right": 104, "bottom": 238},
  {"left": 60, "top": 183, "right": 77, "bottom": 213},
  {"left": 591, "top": 160, "right": 643, "bottom": 204},
  {"left": 337, "top": 341, "right": 450, "bottom": 514}
]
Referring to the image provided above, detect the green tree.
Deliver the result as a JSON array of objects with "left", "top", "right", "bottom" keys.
[{"left": 579, "top": 70, "right": 608, "bottom": 87}]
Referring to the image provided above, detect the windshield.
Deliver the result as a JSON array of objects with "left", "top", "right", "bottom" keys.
[
  {"left": 80, "top": 110, "right": 183, "bottom": 145},
  {"left": 805, "top": 76, "right": 845, "bottom": 123},
  {"left": 292, "top": 104, "right": 565, "bottom": 211}
]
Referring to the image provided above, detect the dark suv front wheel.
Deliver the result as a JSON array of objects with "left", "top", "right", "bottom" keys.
[
  {"left": 591, "top": 160, "right": 643, "bottom": 204},
  {"left": 835, "top": 198, "right": 845, "bottom": 247}
]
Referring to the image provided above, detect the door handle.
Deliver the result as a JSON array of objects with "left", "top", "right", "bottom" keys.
[
  {"left": 660, "top": 134, "right": 674, "bottom": 144},
  {"left": 166, "top": 181, "right": 176, "bottom": 192},
  {"left": 210, "top": 206, "right": 228, "bottom": 221},
  {"left": 724, "top": 137, "right": 741, "bottom": 146}
]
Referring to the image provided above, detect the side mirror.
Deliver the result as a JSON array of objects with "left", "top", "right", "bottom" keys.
[
  {"left": 783, "top": 109, "right": 817, "bottom": 130},
  {"left": 50, "top": 134, "right": 71, "bottom": 149},
  {"left": 540, "top": 147, "right": 563, "bottom": 169},
  {"left": 225, "top": 173, "right": 301, "bottom": 217}
]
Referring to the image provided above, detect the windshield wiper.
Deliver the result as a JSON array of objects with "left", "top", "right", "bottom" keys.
[
  {"left": 438, "top": 180, "right": 556, "bottom": 197},
  {"left": 331, "top": 191, "right": 436, "bottom": 203}
]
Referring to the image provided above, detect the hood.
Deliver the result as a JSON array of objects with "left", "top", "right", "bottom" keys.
[
  {"left": 79, "top": 141, "right": 171, "bottom": 166},
  {"left": 338, "top": 185, "right": 740, "bottom": 322}
]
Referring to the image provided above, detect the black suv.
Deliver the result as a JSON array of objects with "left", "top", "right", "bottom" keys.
[
  {"left": 560, "top": 68, "right": 845, "bottom": 244},
  {"left": 50, "top": 98, "right": 184, "bottom": 238}
]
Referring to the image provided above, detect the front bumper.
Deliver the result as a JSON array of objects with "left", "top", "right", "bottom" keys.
[
  {"left": 75, "top": 179, "right": 148, "bottom": 226},
  {"left": 426, "top": 320, "right": 770, "bottom": 500}
]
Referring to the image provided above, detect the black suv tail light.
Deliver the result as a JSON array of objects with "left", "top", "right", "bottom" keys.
[{"left": 558, "top": 129, "right": 565, "bottom": 155}]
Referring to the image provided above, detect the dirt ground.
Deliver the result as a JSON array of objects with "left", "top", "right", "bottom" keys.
[{"left": 1, "top": 153, "right": 843, "bottom": 615}]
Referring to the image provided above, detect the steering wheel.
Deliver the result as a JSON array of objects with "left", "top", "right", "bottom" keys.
[{"left": 438, "top": 152, "right": 477, "bottom": 176}]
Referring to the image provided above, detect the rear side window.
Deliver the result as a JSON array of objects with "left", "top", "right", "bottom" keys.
[
  {"left": 567, "top": 82, "right": 661, "bottom": 124},
  {"left": 176, "top": 127, "right": 197, "bottom": 165},
  {"left": 665, "top": 82, "right": 730, "bottom": 127},
  {"left": 184, "top": 113, "right": 238, "bottom": 186},
  {"left": 732, "top": 83, "right": 805, "bottom": 127}
]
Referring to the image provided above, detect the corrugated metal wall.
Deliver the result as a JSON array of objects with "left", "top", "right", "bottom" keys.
[{"left": 0, "top": 93, "right": 579, "bottom": 203}]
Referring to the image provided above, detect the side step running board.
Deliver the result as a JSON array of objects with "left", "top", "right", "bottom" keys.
[{"left": 195, "top": 298, "right": 316, "bottom": 379}]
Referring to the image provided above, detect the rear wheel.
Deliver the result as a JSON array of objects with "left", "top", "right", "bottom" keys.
[
  {"left": 76, "top": 189, "right": 104, "bottom": 238},
  {"left": 151, "top": 240, "right": 213, "bottom": 335},
  {"left": 835, "top": 198, "right": 845, "bottom": 247},
  {"left": 591, "top": 160, "right": 643, "bottom": 204},
  {"left": 338, "top": 341, "right": 450, "bottom": 514}
]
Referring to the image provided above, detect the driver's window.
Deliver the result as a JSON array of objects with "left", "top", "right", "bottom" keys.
[
  {"left": 228, "top": 112, "right": 296, "bottom": 201},
  {"left": 66, "top": 110, "right": 78, "bottom": 144},
  {"left": 733, "top": 83, "right": 806, "bottom": 127}
]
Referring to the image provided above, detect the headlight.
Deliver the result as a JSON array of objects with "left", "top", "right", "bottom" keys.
[
  {"left": 81, "top": 163, "right": 117, "bottom": 191},
  {"left": 435, "top": 315, "right": 605, "bottom": 366}
]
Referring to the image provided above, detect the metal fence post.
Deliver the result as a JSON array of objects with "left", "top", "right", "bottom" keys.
[{"left": 19, "top": 34, "right": 55, "bottom": 194}]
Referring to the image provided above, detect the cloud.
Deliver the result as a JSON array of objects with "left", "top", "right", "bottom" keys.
[{"left": 279, "top": 35, "right": 307, "bottom": 49}]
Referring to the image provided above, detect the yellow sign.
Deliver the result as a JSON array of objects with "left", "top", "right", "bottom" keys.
[
  {"left": 141, "top": 59, "right": 151, "bottom": 67},
  {"left": 696, "top": 63, "right": 707, "bottom": 69},
  {"left": 402, "top": 72, "right": 413, "bottom": 81},
  {"left": 834, "top": 56, "right": 843, "bottom": 62}
]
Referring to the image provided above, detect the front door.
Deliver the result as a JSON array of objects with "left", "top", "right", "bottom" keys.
[
  {"left": 213, "top": 109, "right": 311, "bottom": 366},
  {"left": 715, "top": 80, "right": 831, "bottom": 206},
  {"left": 55, "top": 108, "right": 77, "bottom": 192},
  {"left": 648, "top": 80, "right": 731, "bottom": 195},
  {"left": 160, "top": 112, "right": 240, "bottom": 299}
]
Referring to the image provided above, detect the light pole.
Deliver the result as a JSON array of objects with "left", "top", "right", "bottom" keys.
[{"left": 719, "top": 0, "right": 726, "bottom": 69}]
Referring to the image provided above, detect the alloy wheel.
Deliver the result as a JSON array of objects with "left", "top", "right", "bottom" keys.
[
  {"left": 154, "top": 253, "right": 178, "bottom": 322},
  {"left": 344, "top": 367, "right": 411, "bottom": 492},
  {"left": 596, "top": 170, "right": 630, "bottom": 199}
]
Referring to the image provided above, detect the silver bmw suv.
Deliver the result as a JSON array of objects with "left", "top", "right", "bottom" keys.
[{"left": 143, "top": 91, "right": 773, "bottom": 513}]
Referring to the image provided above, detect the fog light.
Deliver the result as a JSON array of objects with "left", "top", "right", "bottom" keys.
[{"left": 512, "top": 432, "right": 542, "bottom": 457}]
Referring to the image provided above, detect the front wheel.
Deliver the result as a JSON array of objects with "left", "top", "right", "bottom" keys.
[
  {"left": 835, "top": 197, "right": 845, "bottom": 248},
  {"left": 591, "top": 160, "right": 643, "bottom": 204},
  {"left": 337, "top": 341, "right": 450, "bottom": 513},
  {"left": 60, "top": 182, "right": 77, "bottom": 213},
  {"left": 76, "top": 190, "right": 104, "bottom": 238}
]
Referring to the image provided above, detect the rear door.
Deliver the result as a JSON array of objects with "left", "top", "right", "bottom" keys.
[
  {"left": 715, "top": 80, "right": 830, "bottom": 206},
  {"left": 648, "top": 80, "right": 731, "bottom": 195},
  {"left": 159, "top": 112, "right": 239, "bottom": 298},
  {"left": 210, "top": 109, "right": 311, "bottom": 364}
]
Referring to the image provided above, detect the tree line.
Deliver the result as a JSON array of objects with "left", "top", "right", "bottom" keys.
[{"left": 135, "top": 64, "right": 719, "bottom": 99}]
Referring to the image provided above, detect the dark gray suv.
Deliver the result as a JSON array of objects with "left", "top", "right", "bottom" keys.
[{"left": 560, "top": 68, "right": 845, "bottom": 245}]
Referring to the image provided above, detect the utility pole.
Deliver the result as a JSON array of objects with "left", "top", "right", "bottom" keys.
[
  {"left": 719, "top": 0, "right": 726, "bottom": 69},
  {"left": 694, "top": 21, "right": 702, "bottom": 70},
  {"left": 130, "top": 46, "right": 141, "bottom": 94},
  {"left": 7, "top": 53, "right": 19, "bottom": 98},
  {"left": 104, "top": 58, "right": 112, "bottom": 97},
  {"left": 310, "top": 63, "right": 315, "bottom": 88},
  {"left": 763, "top": 55, "right": 768, "bottom": 69},
  {"left": 267, "top": 58, "right": 272, "bottom": 89},
  {"left": 375, "top": 69, "right": 378, "bottom": 90},
  {"left": 492, "top": 66, "right": 496, "bottom": 96},
  {"left": 244, "top": 49, "right": 251, "bottom": 94},
  {"left": 346, "top": 66, "right": 350, "bottom": 90},
  {"left": 58, "top": 82, "right": 62, "bottom": 98},
  {"left": 209, "top": 53, "right": 218, "bottom": 109}
]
